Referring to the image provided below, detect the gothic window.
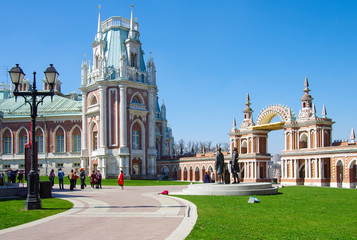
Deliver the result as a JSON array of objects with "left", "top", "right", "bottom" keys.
[
  {"left": 18, "top": 130, "right": 27, "bottom": 154},
  {"left": 93, "top": 131, "right": 98, "bottom": 150},
  {"left": 72, "top": 127, "right": 81, "bottom": 152},
  {"left": 3, "top": 130, "right": 12, "bottom": 154},
  {"left": 299, "top": 133, "right": 308, "bottom": 149},
  {"left": 55, "top": 128, "right": 65, "bottom": 152},
  {"left": 90, "top": 95, "right": 98, "bottom": 105},
  {"left": 36, "top": 135, "right": 44, "bottom": 153},
  {"left": 130, "top": 53, "right": 137, "bottom": 67},
  {"left": 36, "top": 128, "right": 44, "bottom": 153},
  {"left": 133, "top": 130, "right": 140, "bottom": 149}
]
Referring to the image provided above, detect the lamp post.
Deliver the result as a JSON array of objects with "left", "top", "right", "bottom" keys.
[{"left": 8, "top": 64, "right": 58, "bottom": 210}]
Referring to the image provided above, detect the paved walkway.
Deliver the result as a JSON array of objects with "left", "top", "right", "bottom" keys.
[{"left": 0, "top": 185, "right": 197, "bottom": 240}]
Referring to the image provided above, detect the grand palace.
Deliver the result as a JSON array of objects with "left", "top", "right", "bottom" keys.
[{"left": 0, "top": 6, "right": 356, "bottom": 188}]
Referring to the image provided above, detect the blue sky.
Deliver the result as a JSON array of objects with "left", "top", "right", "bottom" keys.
[{"left": 1, "top": 0, "right": 357, "bottom": 154}]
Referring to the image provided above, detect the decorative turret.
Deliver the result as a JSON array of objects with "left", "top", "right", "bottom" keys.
[
  {"left": 95, "top": 5, "right": 102, "bottom": 42},
  {"left": 161, "top": 101, "right": 166, "bottom": 120},
  {"left": 322, "top": 105, "right": 327, "bottom": 118},
  {"left": 128, "top": 4, "right": 135, "bottom": 39},
  {"left": 125, "top": 5, "right": 142, "bottom": 71},
  {"left": 350, "top": 128, "right": 356, "bottom": 144},
  {"left": 232, "top": 118, "right": 236, "bottom": 130},
  {"left": 147, "top": 52, "right": 156, "bottom": 85},
  {"left": 81, "top": 54, "right": 88, "bottom": 86},
  {"left": 298, "top": 77, "right": 314, "bottom": 120},
  {"left": 240, "top": 93, "right": 254, "bottom": 128}
]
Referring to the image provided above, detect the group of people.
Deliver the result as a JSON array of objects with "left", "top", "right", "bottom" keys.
[
  {"left": 1, "top": 168, "right": 24, "bottom": 185},
  {"left": 214, "top": 147, "right": 240, "bottom": 184},
  {"left": 90, "top": 170, "right": 102, "bottom": 189},
  {"left": 49, "top": 168, "right": 88, "bottom": 191}
]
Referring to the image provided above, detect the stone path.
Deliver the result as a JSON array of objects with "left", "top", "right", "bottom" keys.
[{"left": 0, "top": 185, "right": 197, "bottom": 240}]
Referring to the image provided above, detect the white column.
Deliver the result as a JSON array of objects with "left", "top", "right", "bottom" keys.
[
  {"left": 102, "top": 157, "right": 106, "bottom": 179},
  {"left": 147, "top": 88, "right": 157, "bottom": 175},
  {"left": 119, "top": 84, "right": 127, "bottom": 147},
  {"left": 257, "top": 136, "right": 260, "bottom": 153},
  {"left": 244, "top": 162, "right": 247, "bottom": 178},
  {"left": 319, "top": 158, "right": 323, "bottom": 179},
  {"left": 81, "top": 92, "right": 88, "bottom": 172},
  {"left": 99, "top": 86, "right": 107, "bottom": 148},
  {"left": 284, "top": 159, "right": 288, "bottom": 179},
  {"left": 308, "top": 159, "right": 312, "bottom": 179},
  {"left": 119, "top": 84, "right": 129, "bottom": 176},
  {"left": 281, "top": 160, "right": 284, "bottom": 179},
  {"left": 304, "top": 159, "right": 308, "bottom": 179},
  {"left": 314, "top": 159, "right": 318, "bottom": 179},
  {"left": 247, "top": 138, "right": 250, "bottom": 154},
  {"left": 295, "top": 159, "right": 299, "bottom": 179},
  {"left": 322, "top": 128, "right": 325, "bottom": 147},
  {"left": 255, "top": 162, "right": 258, "bottom": 179}
]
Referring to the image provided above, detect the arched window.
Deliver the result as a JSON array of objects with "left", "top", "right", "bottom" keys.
[
  {"left": 18, "top": 129, "right": 27, "bottom": 154},
  {"left": 90, "top": 95, "right": 98, "bottom": 105},
  {"left": 72, "top": 127, "right": 81, "bottom": 152},
  {"left": 132, "top": 122, "right": 141, "bottom": 150},
  {"left": 3, "top": 129, "right": 12, "bottom": 154},
  {"left": 35, "top": 128, "right": 44, "bottom": 153},
  {"left": 299, "top": 133, "right": 308, "bottom": 149},
  {"left": 93, "top": 132, "right": 98, "bottom": 150},
  {"left": 55, "top": 128, "right": 65, "bottom": 152}
]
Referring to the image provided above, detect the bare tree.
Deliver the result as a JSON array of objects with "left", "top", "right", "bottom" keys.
[{"left": 178, "top": 139, "right": 185, "bottom": 155}]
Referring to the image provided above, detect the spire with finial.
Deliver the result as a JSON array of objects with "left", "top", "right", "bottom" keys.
[
  {"left": 232, "top": 118, "right": 236, "bottom": 128},
  {"left": 322, "top": 105, "right": 327, "bottom": 118},
  {"left": 241, "top": 93, "right": 254, "bottom": 128},
  {"left": 128, "top": 4, "right": 134, "bottom": 39},
  {"left": 299, "top": 77, "right": 314, "bottom": 120},
  {"left": 96, "top": 5, "right": 102, "bottom": 41}
]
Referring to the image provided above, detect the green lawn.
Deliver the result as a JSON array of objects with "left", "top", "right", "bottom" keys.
[
  {"left": 39, "top": 176, "right": 194, "bottom": 186},
  {"left": 179, "top": 186, "right": 357, "bottom": 240},
  {"left": 0, "top": 198, "right": 73, "bottom": 230}
]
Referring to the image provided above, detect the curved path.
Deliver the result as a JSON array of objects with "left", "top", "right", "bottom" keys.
[{"left": 0, "top": 185, "right": 197, "bottom": 240}]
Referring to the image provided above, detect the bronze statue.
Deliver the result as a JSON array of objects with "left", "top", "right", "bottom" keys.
[
  {"left": 231, "top": 147, "right": 240, "bottom": 183},
  {"left": 215, "top": 148, "right": 224, "bottom": 184}
]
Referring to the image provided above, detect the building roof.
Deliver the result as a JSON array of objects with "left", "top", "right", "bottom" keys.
[{"left": 0, "top": 95, "right": 82, "bottom": 118}]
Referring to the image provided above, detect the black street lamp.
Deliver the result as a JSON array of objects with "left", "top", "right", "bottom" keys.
[{"left": 8, "top": 64, "right": 58, "bottom": 210}]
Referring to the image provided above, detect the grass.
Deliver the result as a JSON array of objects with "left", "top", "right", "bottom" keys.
[
  {"left": 39, "top": 176, "right": 194, "bottom": 186},
  {"left": 178, "top": 186, "right": 357, "bottom": 240},
  {"left": 0, "top": 198, "right": 73, "bottom": 230}
]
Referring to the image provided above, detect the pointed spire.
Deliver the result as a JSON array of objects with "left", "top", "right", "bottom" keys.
[
  {"left": 322, "top": 105, "right": 327, "bottom": 118},
  {"left": 232, "top": 118, "right": 236, "bottom": 128},
  {"left": 350, "top": 128, "right": 355, "bottom": 143},
  {"left": 96, "top": 5, "right": 102, "bottom": 41},
  {"left": 128, "top": 4, "right": 134, "bottom": 39},
  {"left": 312, "top": 103, "right": 316, "bottom": 114}
]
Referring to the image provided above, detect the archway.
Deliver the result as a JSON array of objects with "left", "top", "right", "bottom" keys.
[{"left": 336, "top": 160, "right": 344, "bottom": 187}]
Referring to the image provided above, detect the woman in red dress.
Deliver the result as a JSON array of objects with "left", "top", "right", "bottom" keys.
[{"left": 118, "top": 170, "right": 124, "bottom": 190}]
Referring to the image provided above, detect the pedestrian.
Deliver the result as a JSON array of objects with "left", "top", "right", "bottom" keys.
[
  {"left": 90, "top": 170, "right": 96, "bottom": 189},
  {"left": 203, "top": 172, "right": 210, "bottom": 183},
  {"left": 231, "top": 147, "right": 240, "bottom": 184},
  {"left": 118, "top": 170, "right": 124, "bottom": 190},
  {"left": 49, "top": 169, "right": 55, "bottom": 188},
  {"left": 80, "top": 168, "right": 86, "bottom": 189},
  {"left": 18, "top": 171, "right": 24, "bottom": 186},
  {"left": 215, "top": 148, "right": 224, "bottom": 184},
  {"left": 96, "top": 170, "right": 102, "bottom": 189},
  {"left": 73, "top": 171, "right": 79, "bottom": 189},
  {"left": 58, "top": 168, "right": 64, "bottom": 189},
  {"left": 68, "top": 169, "right": 75, "bottom": 191}
]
